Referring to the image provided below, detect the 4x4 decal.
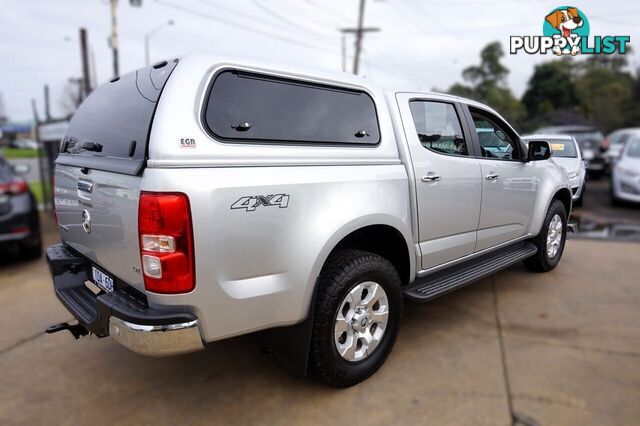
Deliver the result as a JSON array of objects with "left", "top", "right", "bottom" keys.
[{"left": 231, "top": 194, "right": 290, "bottom": 211}]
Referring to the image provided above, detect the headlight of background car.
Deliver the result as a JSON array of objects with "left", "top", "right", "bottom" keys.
[{"left": 567, "top": 170, "right": 580, "bottom": 179}]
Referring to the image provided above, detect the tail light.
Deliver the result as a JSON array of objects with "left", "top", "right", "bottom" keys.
[
  {"left": 0, "top": 178, "right": 28, "bottom": 195},
  {"left": 138, "top": 192, "right": 195, "bottom": 294},
  {"left": 602, "top": 137, "right": 610, "bottom": 151}
]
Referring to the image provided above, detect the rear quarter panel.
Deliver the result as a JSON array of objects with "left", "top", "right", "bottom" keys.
[
  {"left": 140, "top": 165, "right": 413, "bottom": 342},
  {"left": 143, "top": 54, "right": 414, "bottom": 341}
]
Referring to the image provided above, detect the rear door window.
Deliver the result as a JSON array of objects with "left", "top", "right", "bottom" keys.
[
  {"left": 409, "top": 101, "right": 469, "bottom": 156},
  {"left": 57, "top": 60, "right": 177, "bottom": 175},
  {"left": 203, "top": 70, "right": 380, "bottom": 145}
]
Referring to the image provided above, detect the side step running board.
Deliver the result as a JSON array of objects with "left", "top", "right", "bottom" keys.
[{"left": 404, "top": 241, "right": 537, "bottom": 302}]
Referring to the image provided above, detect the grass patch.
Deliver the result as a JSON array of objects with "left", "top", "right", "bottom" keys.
[
  {"left": 1, "top": 148, "right": 41, "bottom": 159},
  {"left": 28, "top": 181, "right": 49, "bottom": 205}
]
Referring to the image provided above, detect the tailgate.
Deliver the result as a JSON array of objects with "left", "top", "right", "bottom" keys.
[
  {"left": 55, "top": 166, "right": 144, "bottom": 290},
  {"left": 54, "top": 60, "right": 177, "bottom": 292}
]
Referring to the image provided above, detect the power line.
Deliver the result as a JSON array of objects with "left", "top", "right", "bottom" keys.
[
  {"left": 154, "top": 0, "right": 336, "bottom": 54},
  {"left": 199, "top": 0, "right": 331, "bottom": 40},
  {"left": 305, "top": 0, "right": 353, "bottom": 26},
  {"left": 360, "top": 46, "right": 426, "bottom": 84},
  {"left": 250, "top": 0, "right": 338, "bottom": 39}
]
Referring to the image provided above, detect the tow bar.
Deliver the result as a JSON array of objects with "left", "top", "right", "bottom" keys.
[{"left": 46, "top": 322, "right": 89, "bottom": 339}]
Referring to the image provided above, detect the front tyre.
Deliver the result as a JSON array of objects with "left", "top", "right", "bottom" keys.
[
  {"left": 310, "top": 249, "right": 402, "bottom": 388},
  {"left": 523, "top": 200, "right": 567, "bottom": 272}
]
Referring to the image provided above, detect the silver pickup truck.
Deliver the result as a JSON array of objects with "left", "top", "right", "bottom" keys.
[{"left": 46, "top": 53, "right": 571, "bottom": 387}]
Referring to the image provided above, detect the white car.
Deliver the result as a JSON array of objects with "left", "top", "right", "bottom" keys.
[
  {"left": 524, "top": 134, "right": 586, "bottom": 206},
  {"left": 606, "top": 128, "right": 640, "bottom": 163},
  {"left": 611, "top": 137, "right": 640, "bottom": 205}
]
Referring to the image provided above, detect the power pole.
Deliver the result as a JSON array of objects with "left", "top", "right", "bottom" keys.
[
  {"left": 340, "top": 0, "right": 379, "bottom": 75},
  {"left": 341, "top": 33, "right": 347, "bottom": 72},
  {"left": 110, "top": 0, "right": 119, "bottom": 78},
  {"left": 44, "top": 85, "right": 51, "bottom": 121},
  {"left": 79, "top": 28, "right": 92, "bottom": 98},
  {"left": 340, "top": 27, "right": 380, "bottom": 75},
  {"left": 90, "top": 47, "right": 98, "bottom": 89},
  {"left": 353, "top": 0, "right": 366, "bottom": 75}
]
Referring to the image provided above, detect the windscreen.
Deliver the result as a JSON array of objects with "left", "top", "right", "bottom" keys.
[
  {"left": 627, "top": 140, "right": 640, "bottom": 158},
  {"left": 547, "top": 139, "right": 578, "bottom": 158},
  {"left": 561, "top": 130, "right": 604, "bottom": 144}
]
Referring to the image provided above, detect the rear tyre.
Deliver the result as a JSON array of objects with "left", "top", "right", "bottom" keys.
[
  {"left": 610, "top": 180, "right": 623, "bottom": 206},
  {"left": 588, "top": 170, "right": 604, "bottom": 180},
  {"left": 523, "top": 200, "right": 567, "bottom": 272},
  {"left": 19, "top": 214, "right": 42, "bottom": 260},
  {"left": 310, "top": 249, "right": 402, "bottom": 388}
]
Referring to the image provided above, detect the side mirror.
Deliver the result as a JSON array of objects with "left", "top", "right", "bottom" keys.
[
  {"left": 12, "top": 164, "right": 31, "bottom": 175},
  {"left": 527, "top": 140, "right": 552, "bottom": 161}
]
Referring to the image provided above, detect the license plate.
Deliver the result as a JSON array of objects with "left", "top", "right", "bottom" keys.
[
  {"left": 0, "top": 194, "right": 8, "bottom": 204},
  {"left": 92, "top": 266, "right": 114, "bottom": 293}
]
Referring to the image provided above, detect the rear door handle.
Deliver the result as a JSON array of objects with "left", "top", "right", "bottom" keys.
[
  {"left": 486, "top": 172, "right": 499, "bottom": 180},
  {"left": 421, "top": 174, "right": 441, "bottom": 182}
]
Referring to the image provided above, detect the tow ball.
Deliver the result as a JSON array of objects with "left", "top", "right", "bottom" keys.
[{"left": 46, "top": 322, "right": 89, "bottom": 339}]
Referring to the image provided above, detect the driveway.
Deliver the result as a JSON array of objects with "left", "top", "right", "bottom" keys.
[{"left": 0, "top": 215, "right": 638, "bottom": 425}]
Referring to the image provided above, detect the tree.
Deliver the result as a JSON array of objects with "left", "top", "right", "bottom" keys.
[
  {"left": 448, "top": 42, "right": 524, "bottom": 126},
  {"left": 58, "top": 78, "right": 84, "bottom": 118},
  {"left": 0, "top": 92, "right": 7, "bottom": 124},
  {"left": 575, "top": 65, "right": 634, "bottom": 133},
  {"left": 461, "top": 41, "right": 509, "bottom": 88},
  {"left": 521, "top": 58, "right": 582, "bottom": 129}
]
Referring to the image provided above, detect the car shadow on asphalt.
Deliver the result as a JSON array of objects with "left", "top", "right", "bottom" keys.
[{"left": 92, "top": 267, "right": 518, "bottom": 392}]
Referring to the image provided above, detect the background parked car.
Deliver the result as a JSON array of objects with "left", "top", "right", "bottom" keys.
[
  {"left": 0, "top": 157, "right": 41, "bottom": 259},
  {"left": 523, "top": 134, "right": 587, "bottom": 206},
  {"left": 535, "top": 125, "right": 608, "bottom": 178},
  {"left": 606, "top": 128, "right": 640, "bottom": 164},
  {"left": 611, "top": 137, "right": 640, "bottom": 205}
]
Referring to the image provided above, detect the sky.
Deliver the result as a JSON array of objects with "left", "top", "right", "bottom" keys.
[{"left": 1, "top": 0, "right": 639, "bottom": 122}]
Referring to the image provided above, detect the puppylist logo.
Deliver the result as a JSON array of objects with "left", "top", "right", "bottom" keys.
[{"left": 510, "top": 6, "right": 630, "bottom": 56}]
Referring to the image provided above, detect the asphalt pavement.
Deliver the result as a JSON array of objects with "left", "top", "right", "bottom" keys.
[{"left": 0, "top": 181, "right": 639, "bottom": 425}]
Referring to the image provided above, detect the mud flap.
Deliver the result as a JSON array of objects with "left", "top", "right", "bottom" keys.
[{"left": 269, "top": 284, "right": 318, "bottom": 378}]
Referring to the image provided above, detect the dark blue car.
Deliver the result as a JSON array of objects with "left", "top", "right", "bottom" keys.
[{"left": 0, "top": 156, "right": 41, "bottom": 259}]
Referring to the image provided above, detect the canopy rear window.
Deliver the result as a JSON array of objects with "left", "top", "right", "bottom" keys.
[
  {"left": 57, "top": 60, "right": 177, "bottom": 175},
  {"left": 203, "top": 70, "right": 380, "bottom": 145}
]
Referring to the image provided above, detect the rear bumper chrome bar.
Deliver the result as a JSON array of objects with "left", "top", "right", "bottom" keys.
[
  {"left": 46, "top": 243, "right": 204, "bottom": 357},
  {"left": 109, "top": 317, "right": 204, "bottom": 357}
]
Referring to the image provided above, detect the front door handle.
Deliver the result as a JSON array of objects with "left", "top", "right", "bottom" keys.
[
  {"left": 421, "top": 174, "right": 441, "bottom": 182},
  {"left": 486, "top": 172, "right": 499, "bottom": 180}
]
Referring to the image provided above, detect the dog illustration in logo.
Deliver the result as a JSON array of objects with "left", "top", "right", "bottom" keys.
[{"left": 545, "top": 7, "right": 583, "bottom": 55}]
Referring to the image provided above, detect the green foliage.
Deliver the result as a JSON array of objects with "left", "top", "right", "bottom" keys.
[
  {"left": 448, "top": 41, "right": 525, "bottom": 127},
  {"left": 522, "top": 59, "right": 580, "bottom": 117},
  {"left": 575, "top": 65, "right": 634, "bottom": 133},
  {"left": 1, "top": 148, "right": 41, "bottom": 159},
  {"left": 449, "top": 41, "right": 640, "bottom": 134}
]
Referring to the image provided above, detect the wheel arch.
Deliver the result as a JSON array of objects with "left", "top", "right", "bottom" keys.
[
  {"left": 552, "top": 187, "right": 572, "bottom": 218},
  {"left": 529, "top": 185, "right": 573, "bottom": 237},
  {"left": 270, "top": 216, "right": 414, "bottom": 378}
]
